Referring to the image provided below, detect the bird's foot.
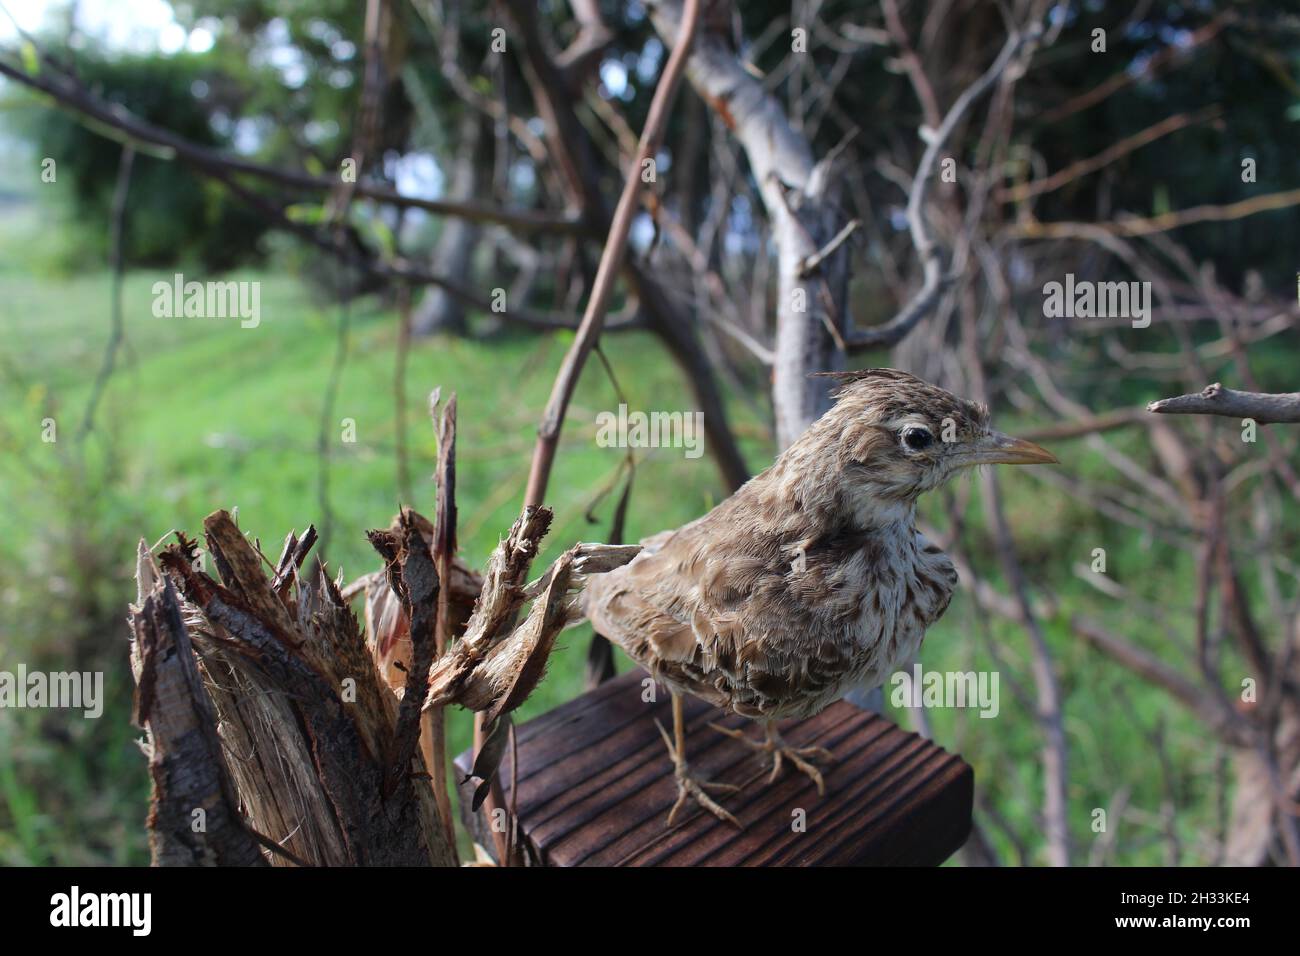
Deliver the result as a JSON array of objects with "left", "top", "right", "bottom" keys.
[
  {"left": 654, "top": 719, "right": 742, "bottom": 829},
  {"left": 709, "top": 721, "right": 834, "bottom": 795}
]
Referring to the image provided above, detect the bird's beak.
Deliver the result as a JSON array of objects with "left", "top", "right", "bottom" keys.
[{"left": 963, "top": 430, "right": 1059, "bottom": 466}]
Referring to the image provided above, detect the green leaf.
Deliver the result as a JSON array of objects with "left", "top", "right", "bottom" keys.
[
  {"left": 284, "top": 202, "right": 326, "bottom": 225},
  {"left": 20, "top": 41, "right": 39, "bottom": 76},
  {"left": 1152, "top": 184, "right": 1170, "bottom": 218},
  {"left": 361, "top": 214, "right": 397, "bottom": 259}
]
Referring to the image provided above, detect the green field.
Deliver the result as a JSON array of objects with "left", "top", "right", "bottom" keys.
[{"left": 0, "top": 200, "right": 1238, "bottom": 865}]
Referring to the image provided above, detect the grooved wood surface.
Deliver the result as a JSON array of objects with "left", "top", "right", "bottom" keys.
[{"left": 454, "top": 669, "right": 973, "bottom": 866}]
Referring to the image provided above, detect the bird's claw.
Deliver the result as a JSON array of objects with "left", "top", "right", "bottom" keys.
[
  {"left": 655, "top": 718, "right": 742, "bottom": 829},
  {"left": 708, "top": 721, "right": 833, "bottom": 796}
]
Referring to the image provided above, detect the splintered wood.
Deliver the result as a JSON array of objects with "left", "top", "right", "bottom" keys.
[{"left": 130, "top": 509, "right": 456, "bottom": 866}]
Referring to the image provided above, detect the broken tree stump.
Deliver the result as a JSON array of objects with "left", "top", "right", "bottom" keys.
[
  {"left": 130, "top": 509, "right": 459, "bottom": 866},
  {"left": 455, "top": 668, "right": 973, "bottom": 866}
]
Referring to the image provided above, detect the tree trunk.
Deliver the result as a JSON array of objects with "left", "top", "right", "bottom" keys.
[{"left": 412, "top": 111, "right": 489, "bottom": 336}]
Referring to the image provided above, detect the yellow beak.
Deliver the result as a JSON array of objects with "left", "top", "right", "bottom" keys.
[{"left": 963, "top": 430, "right": 1059, "bottom": 466}]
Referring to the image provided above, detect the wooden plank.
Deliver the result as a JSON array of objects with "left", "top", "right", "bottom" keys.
[{"left": 454, "top": 669, "right": 973, "bottom": 866}]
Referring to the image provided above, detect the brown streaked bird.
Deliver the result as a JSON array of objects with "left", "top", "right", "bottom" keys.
[{"left": 581, "top": 369, "right": 1058, "bottom": 827}]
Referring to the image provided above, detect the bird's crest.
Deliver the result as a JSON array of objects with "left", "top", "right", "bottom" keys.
[
  {"left": 811, "top": 367, "right": 929, "bottom": 399},
  {"left": 811, "top": 368, "right": 989, "bottom": 427}
]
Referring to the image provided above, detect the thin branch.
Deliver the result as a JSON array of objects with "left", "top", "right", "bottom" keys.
[
  {"left": 78, "top": 144, "right": 134, "bottom": 441},
  {"left": 799, "top": 218, "right": 861, "bottom": 277},
  {"left": 1036, "top": 12, "right": 1233, "bottom": 126},
  {"left": 509, "top": 1, "right": 750, "bottom": 489},
  {"left": 1148, "top": 383, "right": 1300, "bottom": 424},
  {"left": 1011, "top": 186, "right": 1300, "bottom": 240},
  {"left": 846, "top": 21, "right": 1044, "bottom": 351},
  {"left": 996, "top": 107, "right": 1222, "bottom": 203},
  {"left": 1018, "top": 408, "right": 1146, "bottom": 442},
  {"left": 190, "top": 148, "right": 589, "bottom": 324},
  {"left": 1071, "top": 616, "right": 1256, "bottom": 748},
  {"left": 522, "top": 0, "right": 704, "bottom": 509}
]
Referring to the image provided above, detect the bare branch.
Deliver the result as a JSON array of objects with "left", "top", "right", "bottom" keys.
[
  {"left": 996, "top": 107, "right": 1222, "bottom": 204},
  {"left": 522, "top": 0, "right": 705, "bottom": 509},
  {"left": 1037, "top": 12, "right": 1233, "bottom": 125},
  {"left": 78, "top": 144, "right": 134, "bottom": 441},
  {"left": 0, "top": 56, "right": 586, "bottom": 236},
  {"left": 1018, "top": 408, "right": 1146, "bottom": 442},
  {"left": 1015, "top": 184, "right": 1300, "bottom": 239},
  {"left": 1148, "top": 383, "right": 1300, "bottom": 424},
  {"left": 846, "top": 21, "right": 1044, "bottom": 351},
  {"left": 799, "top": 218, "right": 861, "bottom": 277}
]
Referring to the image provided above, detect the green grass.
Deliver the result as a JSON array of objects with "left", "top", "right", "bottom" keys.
[{"left": 0, "top": 200, "right": 1266, "bottom": 866}]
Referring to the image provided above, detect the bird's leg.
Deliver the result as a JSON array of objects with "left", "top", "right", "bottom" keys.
[
  {"left": 654, "top": 692, "right": 741, "bottom": 828},
  {"left": 709, "top": 720, "right": 834, "bottom": 795}
]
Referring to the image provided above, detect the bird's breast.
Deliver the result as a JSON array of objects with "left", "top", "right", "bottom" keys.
[{"left": 839, "top": 532, "right": 957, "bottom": 693}]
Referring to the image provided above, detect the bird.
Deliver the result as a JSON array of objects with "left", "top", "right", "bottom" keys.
[{"left": 580, "top": 368, "right": 1058, "bottom": 827}]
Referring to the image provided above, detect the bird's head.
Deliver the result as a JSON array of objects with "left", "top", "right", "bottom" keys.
[{"left": 791, "top": 368, "right": 1057, "bottom": 513}]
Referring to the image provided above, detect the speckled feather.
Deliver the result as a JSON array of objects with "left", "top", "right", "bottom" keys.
[{"left": 582, "top": 370, "right": 985, "bottom": 720}]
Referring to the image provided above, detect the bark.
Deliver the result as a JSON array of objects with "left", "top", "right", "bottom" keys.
[
  {"left": 143, "top": 510, "right": 457, "bottom": 866},
  {"left": 1226, "top": 610, "right": 1300, "bottom": 865},
  {"left": 129, "top": 552, "right": 268, "bottom": 867},
  {"left": 1225, "top": 710, "right": 1300, "bottom": 866}
]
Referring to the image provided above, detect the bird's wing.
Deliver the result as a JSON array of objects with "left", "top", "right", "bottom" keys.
[{"left": 584, "top": 508, "right": 860, "bottom": 717}]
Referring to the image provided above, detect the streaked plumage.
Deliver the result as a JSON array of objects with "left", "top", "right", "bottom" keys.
[{"left": 585, "top": 507, "right": 957, "bottom": 720}]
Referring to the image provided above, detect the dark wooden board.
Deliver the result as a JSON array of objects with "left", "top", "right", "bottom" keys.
[{"left": 454, "top": 669, "right": 973, "bottom": 866}]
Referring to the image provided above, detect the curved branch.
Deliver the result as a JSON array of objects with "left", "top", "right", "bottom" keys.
[{"left": 846, "top": 21, "right": 1044, "bottom": 351}]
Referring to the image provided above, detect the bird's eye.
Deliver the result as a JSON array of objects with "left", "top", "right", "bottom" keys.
[{"left": 902, "top": 426, "right": 934, "bottom": 451}]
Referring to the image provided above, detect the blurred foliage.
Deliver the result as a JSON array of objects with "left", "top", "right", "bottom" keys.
[{"left": 5, "top": 49, "right": 267, "bottom": 270}]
